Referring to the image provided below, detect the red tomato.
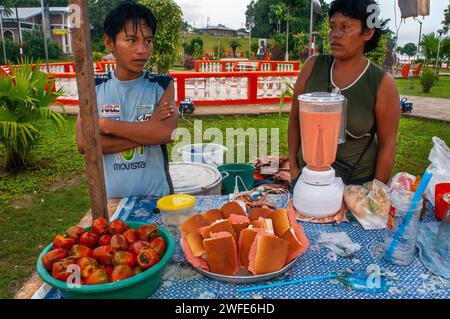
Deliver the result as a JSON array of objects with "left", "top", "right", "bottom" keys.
[
  {"left": 108, "top": 220, "right": 128, "bottom": 235},
  {"left": 149, "top": 237, "right": 166, "bottom": 257},
  {"left": 98, "top": 234, "right": 112, "bottom": 246},
  {"left": 123, "top": 229, "right": 138, "bottom": 245},
  {"left": 79, "top": 231, "right": 99, "bottom": 248},
  {"left": 92, "top": 245, "right": 115, "bottom": 265},
  {"left": 52, "top": 235, "right": 75, "bottom": 251},
  {"left": 98, "top": 264, "right": 114, "bottom": 280},
  {"left": 136, "top": 225, "right": 158, "bottom": 242},
  {"left": 65, "top": 226, "right": 85, "bottom": 243},
  {"left": 70, "top": 245, "right": 93, "bottom": 258},
  {"left": 110, "top": 234, "right": 128, "bottom": 251},
  {"left": 92, "top": 217, "right": 108, "bottom": 235},
  {"left": 113, "top": 251, "right": 137, "bottom": 268},
  {"left": 137, "top": 248, "right": 160, "bottom": 270},
  {"left": 81, "top": 264, "right": 98, "bottom": 279},
  {"left": 85, "top": 269, "right": 109, "bottom": 285},
  {"left": 41, "top": 248, "right": 68, "bottom": 271},
  {"left": 128, "top": 241, "right": 152, "bottom": 256},
  {"left": 52, "top": 258, "right": 77, "bottom": 282},
  {"left": 110, "top": 265, "right": 134, "bottom": 282},
  {"left": 76, "top": 256, "right": 98, "bottom": 270}
]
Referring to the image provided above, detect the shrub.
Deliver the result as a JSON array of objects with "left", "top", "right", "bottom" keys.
[
  {"left": 92, "top": 51, "right": 104, "bottom": 61},
  {"left": 0, "top": 60, "right": 66, "bottom": 170},
  {"left": 420, "top": 68, "right": 439, "bottom": 93},
  {"left": 48, "top": 43, "right": 63, "bottom": 59},
  {"left": 183, "top": 54, "right": 195, "bottom": 70},
  {"left": 0, "top": 40, "right": 20, "bottom": 63}
]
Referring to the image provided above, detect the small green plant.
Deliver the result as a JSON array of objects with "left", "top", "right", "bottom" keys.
[
  {"left": 279, "top": 81, "right": 294, "bottom": 116},
  {"left": 420, "top": 68, "right": 439, "bottom": 93},
  {"left": 92, "top": 51, "right": 104, "bottom": 61},
  {"left": 0, "top": 60, "right": 66, "bottom": 171}
]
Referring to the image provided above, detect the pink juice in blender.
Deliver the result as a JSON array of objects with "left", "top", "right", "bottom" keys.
[{"left": 300, "top": 111, "right": 342, "bottom": 171}]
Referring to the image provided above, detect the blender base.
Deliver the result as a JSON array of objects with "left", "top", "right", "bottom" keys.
[{"left": 293, "top": 175, "right": 344, "bottom": 218}]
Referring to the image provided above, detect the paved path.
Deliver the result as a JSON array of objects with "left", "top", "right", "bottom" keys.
[{"left": 54, "top": 95, "right": 450, "bottom": 122}]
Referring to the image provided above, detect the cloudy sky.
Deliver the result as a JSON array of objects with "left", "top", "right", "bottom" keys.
[{"left": 174, "top": 0, "right": 448, "bottom": 47}]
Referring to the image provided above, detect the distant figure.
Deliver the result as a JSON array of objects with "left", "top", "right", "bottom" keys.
[{"left": 257, "top": 39, "right": 266, "bottom": 60}]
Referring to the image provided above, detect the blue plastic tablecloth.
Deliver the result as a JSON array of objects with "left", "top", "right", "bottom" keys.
[{"left": 44, "top": 195, "right": 450, "bottom": 299}]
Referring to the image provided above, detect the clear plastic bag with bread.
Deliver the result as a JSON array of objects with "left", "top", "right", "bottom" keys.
[
  {"left": 180, "top": 202, "right": 309, "bottom": 277},
  {"left": 344, "top": 179, "right": 390, "bottom": 230}
]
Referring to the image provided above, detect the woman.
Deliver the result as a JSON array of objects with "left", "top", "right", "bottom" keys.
[{"left": 289, "top": 0, "right": 400, "bottom": 188}]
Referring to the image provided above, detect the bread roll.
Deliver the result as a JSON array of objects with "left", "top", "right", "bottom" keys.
[
  {"left": 269, "top": 209, "right": 291, "bottom": 237},
  {"left": 201, "top": 209, "right": 224, "bottom": 224},
  {"left": 220, "top": 201, "right": 246, "bottom": 219},
  {"left": 248, "top": 234, "right": 289, "bottom": 275},
  {"left": 204, "top": 232, "right": 240, "bottom": 275}
]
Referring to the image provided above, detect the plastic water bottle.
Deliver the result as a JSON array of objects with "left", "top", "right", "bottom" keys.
[{"left": 383, "top": 190, "right": 423, "bottom": 266}]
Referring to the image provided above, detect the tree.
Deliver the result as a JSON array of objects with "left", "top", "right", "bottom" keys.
[
  {"left": 442, "top": 3, "right": 450, "bottom": 34},
  {"left": 87, "top": 0, "right": 123, "bottom": 40},
  {"left": 139, "top": 0, "right": 182, "bottom": 74},
  {"left": 402, "top": 43, "right": 417, "bottom": 59},
  {"left": 269, "top": 3, "right": 287, "bottom": 34},
  {"left": 420, "top": 33, "right": 449, "bottom": 64},
  {"left": 229, "top": 39, "right": 241, "bottom": 57}
]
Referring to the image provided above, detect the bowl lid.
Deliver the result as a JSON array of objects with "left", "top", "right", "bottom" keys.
[
  {"left": 169, "top": 162, "right": 222, "bottom": 194},
  {"left": 157, "top": 194, "right": 196, "bottom": 211}
]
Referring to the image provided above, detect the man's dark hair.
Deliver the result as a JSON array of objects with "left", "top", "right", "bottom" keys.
[
  {"left": 104, "top": 1, "right": 157, "bottom": 42},
  {"left": 328, "top": 0, "right": 389, "bottom": 53}
]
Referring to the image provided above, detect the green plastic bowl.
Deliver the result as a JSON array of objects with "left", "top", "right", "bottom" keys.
[{"left": 36, "top": 221, "right": 174, "bottom": 299}]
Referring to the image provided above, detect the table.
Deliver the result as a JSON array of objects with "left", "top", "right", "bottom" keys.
[{"left": 39, "top": 195, "right": 449, "bottom": 299}]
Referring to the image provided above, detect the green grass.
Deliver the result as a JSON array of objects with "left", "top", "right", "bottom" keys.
[
  {"left": 1, "top": 114, "right": 450, "bottom": 298},
  {"left": 396, "top": 76, "right": 450, "bottom": 99}
]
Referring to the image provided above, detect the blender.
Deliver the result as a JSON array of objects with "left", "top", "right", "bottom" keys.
[{"left": 293, "top": 92, "right": 346, "bottom": 218}]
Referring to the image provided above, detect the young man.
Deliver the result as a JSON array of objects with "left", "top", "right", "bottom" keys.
[{"left": 76, "top": 2, "right": 178, "bottom": 199}]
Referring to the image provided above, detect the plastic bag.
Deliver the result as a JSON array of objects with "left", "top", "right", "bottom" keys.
[
  {"left": 344, "top": 180, "right": 391, "bottom": 230},
  {"left": 390, "top": 172, "right": 416, "bottom": 192},
  {"left": 426, "top": 137, "right": 450, "bottom": 205}
]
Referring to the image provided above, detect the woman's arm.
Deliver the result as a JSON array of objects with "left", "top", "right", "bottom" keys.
[
  {"left": 288, "top": 56, "right": 317, "bottom": 179},
  {"left": 98, "top": 80, "right": 179, "bottom": 145},
  {"left": 374, "top": 73, "right": 401, "bottom": 183}
]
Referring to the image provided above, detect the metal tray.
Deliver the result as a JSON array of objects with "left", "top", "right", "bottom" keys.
[{"left": 194, "top": 259, "right": 297, "bottom": 284}]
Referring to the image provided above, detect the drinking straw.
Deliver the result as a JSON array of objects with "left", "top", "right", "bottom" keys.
[
  {"left": 385, "top": 171, "right": 433, "bottom": 261},
  {"left": 237, "top": 274, "right": 338, "bottom": 293}
]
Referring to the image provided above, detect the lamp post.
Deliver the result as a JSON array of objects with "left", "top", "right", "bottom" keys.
[
  {"left": 247, "top": 16, "right": 254, "bottom": 60},
  {"left": 308, "top": 0, "right": 314, "bottom": 57},
  {"left": 435, "top": 29, "right": 444, "bottom": 75},
  {"left": 414, "top": 17, "right": 423, "bottom": 61},
  {"left": 40, "top": 0, "right": 50, "bottom": 72},
  {"left": 0, "top": 6, "right": 7, "bottom": 65},
  {"left": 217, "top": 36, "right": 221, "bottom": 58}
]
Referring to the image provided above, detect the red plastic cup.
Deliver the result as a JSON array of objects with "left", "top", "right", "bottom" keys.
[{"left": 435, "top": 183, "right": 450, "bottom": 220}]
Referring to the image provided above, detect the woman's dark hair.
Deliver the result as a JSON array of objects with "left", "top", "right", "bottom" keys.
[
  {"left": 104, "top": 1, "right": 157, "bottom": 42},
  {"left": 328, "top": 0, "right": 389, "bottom": 53}
]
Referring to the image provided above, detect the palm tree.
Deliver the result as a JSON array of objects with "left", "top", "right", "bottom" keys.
[
  {"left": 0, "top": 60, "right": 65, "bottom": 170},
  {"left": 420, "top": 33, "right": 438, "bottom": 63}
]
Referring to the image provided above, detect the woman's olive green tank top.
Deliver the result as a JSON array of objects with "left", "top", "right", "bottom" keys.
[{"left": 297, "top": 54, "right": 386, "bottom": 181}]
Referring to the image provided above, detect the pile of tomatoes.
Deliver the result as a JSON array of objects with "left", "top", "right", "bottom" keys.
[{"left": 40, "top": 218, "right": 166, "bottom": 285}]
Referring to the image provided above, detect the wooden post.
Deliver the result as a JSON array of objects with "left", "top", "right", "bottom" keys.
[{"left": 69, "top": 0, "right": 108, "bottom": 220}]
